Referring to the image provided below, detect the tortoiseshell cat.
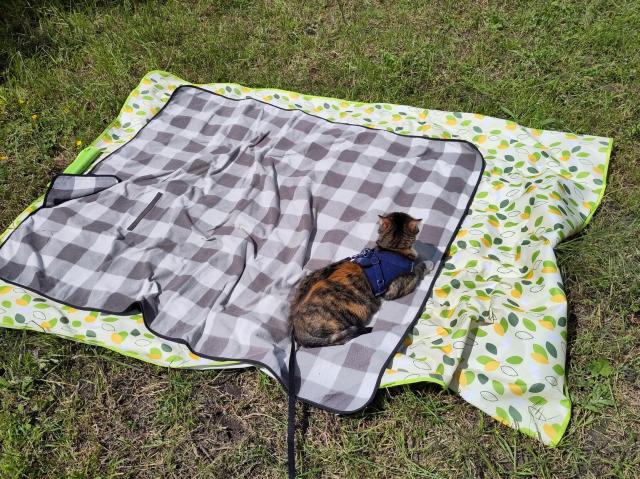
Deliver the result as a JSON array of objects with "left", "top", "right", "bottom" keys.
[{"left": 289, "top": 212, "right": 432, "bottom": 347}]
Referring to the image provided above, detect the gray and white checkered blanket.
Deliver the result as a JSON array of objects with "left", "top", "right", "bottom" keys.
[{"left": 0, "top": 86, "right": 484, "bottom": 412}]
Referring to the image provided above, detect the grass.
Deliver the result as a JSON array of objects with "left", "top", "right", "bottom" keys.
[{"left": 1, "top": 0, "right": 639, "bottom": 477}]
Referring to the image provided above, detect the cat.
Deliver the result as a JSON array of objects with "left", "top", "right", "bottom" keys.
[{"left": 289, "top": 212, "right": 432, "bottom": 348}]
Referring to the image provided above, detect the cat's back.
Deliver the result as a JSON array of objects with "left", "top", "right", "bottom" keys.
[{"left": 299, "top": 260, "right": 366, "bottom": 301}]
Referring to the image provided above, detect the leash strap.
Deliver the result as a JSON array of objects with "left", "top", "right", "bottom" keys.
[{"left": 287, "top": 332, "right": 297, "bottom": 478}]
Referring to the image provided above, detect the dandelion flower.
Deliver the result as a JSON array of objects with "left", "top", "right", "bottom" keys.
[
  {"left": 75, "top": 139, "right": 82, "bottom": 147},
  {"left": 31, "top": 114, "right": 38, "bottom": 120}
]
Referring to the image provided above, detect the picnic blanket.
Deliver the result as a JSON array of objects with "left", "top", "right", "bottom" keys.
[
  {"left": 0, "top": 85, "right": 484, "bottom": 413},
  {"left": 0, "top": 71, "right": 612, "bottom": 445}
]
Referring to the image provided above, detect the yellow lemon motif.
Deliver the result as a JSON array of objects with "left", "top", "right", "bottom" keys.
[
  {"left": 511, "top": 288, "right": 522, "bottom": 298},
  {"left": 485, "top": 360, "right": 500, "bottom": 372},
  {"left": 446, "top": 117, "right": 457, "bottom": 126},
  {"left": 457, "top": 229, "right": 468, "bottom": 238},
  {"left": 111, "top": 333, "right": 124, "bottom": 344},
  {"left": 531, "top": 352, "right": 549, "bottom": 364},
  {"left": 386, "top": 368, "right": 397, "bottom": 375},
  {"left": 543, "top": 424, "right": 558, "bottom": 441},
  {"left": 0, "top": 286, "right": 11, "bottom": 295},
  {"left": 15, "top": 298, "right": 28, "bottom": 306},
  {"left": 494, "top": 415, "right": 511, "bottom": 426},
  {"left": 123, "top": 105, "right": 133, "bottom": 113},
  {"left": 542, "top": 265, "right": 557, "bottom": 273},
  {"left": 419, "top": 111, "right": 427, "bottom": 120},
  {"left": 441, "top": 344, "right": 453, "bottom": 354},
  {"left": 148, "top": 351, "right": 162, "bottom": 360},
  {"left": 188, "top": 351, "right": 202, "bottom": 361},
  {"left": 539, "top": 319, "right": 555, "bottom": 330},
  {"left": 84, "top": 314, "right": 96, "bottom": 323},
  {"left": 508, "top": 383, "right": 525, "bottom": 396},
  {"left": 551, "top": 294, "right": 566, "bottom": 303},
  {"left": 41, "top": 321, "right": 51, "bottom": 329},
  {"left": 435, "top": 288, "right": 448, "bottom": 298},
  {"left": 494, "top": 323, "right": 506, "bottom": 336},
  {"left": 436, "top": 326, "right": 449, "bottom": 336},
  {"left": 505, "top": 121, "right": 517, "bottom": 131}
]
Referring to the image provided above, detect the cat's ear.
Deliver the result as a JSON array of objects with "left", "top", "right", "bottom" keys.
[
  {"left": 408, "top": 218, "right": 422, "bottom": 233},
  {"left": 378, "top": 214, "right": 391, "bottom": 229}
]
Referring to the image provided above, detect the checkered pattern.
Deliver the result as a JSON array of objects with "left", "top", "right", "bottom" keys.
[
  {"left": 0, "top": 86, "right": 484, "bottom": 412},
  {"left": 44, "top": 175, "right": 120, "bottom": 207}
]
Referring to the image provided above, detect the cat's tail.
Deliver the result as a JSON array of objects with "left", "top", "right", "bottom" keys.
[{"left": 295, "top": 326, "right": 373, "bottom": 348}]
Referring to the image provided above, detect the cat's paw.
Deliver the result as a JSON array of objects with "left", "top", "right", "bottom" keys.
[{"left": 416, "top": 260, "right": 434, "bottom": 278}]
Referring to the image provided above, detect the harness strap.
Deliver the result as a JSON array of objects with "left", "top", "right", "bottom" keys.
[
  {"left": 351, "top": 248, "right": 415, "bottom": 296},
  {"left": 287, "top": 332, "right": 297, "bottom": 478}
]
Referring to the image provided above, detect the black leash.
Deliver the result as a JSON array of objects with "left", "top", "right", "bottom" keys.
[{"left": 287, "top": 332, "right": 297, "bottom": 478}]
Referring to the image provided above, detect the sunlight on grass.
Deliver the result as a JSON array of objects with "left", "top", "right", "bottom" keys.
[{"left": 1, "top": 1, "right": 639, "bottom": 477}]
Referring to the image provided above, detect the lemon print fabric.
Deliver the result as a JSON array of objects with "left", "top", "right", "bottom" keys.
[{"left": 0, "top": 71, "right": 612, "bottom": 446}]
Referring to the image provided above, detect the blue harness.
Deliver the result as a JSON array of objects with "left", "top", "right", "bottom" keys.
[{"left": 350, "top": 248, "right": 415, "bottom": 297}]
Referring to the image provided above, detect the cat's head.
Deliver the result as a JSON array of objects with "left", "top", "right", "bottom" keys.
[{"left": 376, "top": 212, "right": 422, "bottom": 250}]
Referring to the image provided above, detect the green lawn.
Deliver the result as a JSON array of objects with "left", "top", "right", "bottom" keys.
[{"left": 1, "top": 1, "right": 639, "bottom": 477}]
